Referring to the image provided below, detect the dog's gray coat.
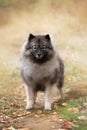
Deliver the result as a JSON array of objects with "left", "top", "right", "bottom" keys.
[{"left": 21, "top": 34, "right": 64, "bottom": 110}]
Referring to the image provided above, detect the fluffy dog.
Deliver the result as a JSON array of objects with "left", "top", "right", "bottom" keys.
[{"left": 21, "top": 34, "right": 64, "bottom": 110}]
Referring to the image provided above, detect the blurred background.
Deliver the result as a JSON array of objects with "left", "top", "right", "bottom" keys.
[{"left": 0, "top": 0, "right": 87, "bottom": 95}]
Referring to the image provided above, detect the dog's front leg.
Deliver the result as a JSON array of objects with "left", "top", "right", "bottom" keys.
[
  {"left": 25, "top": 85, "right": 35, "bottom": 110},
  {"left": 44, "top": 85, "right": 52, "bottom": 110}
]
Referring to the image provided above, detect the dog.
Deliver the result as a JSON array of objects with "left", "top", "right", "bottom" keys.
[{"left": 21, "top": 34, "right": 64, "bottom": 110}]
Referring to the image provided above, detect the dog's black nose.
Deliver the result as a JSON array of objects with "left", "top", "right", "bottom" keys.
[
  {"left": 36, "top": 53, "right": 43, "bottom": 59},
  {"left": 38, "top": 53, "right": 42, "bottom": 57}
]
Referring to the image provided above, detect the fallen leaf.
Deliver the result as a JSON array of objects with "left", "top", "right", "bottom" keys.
[
  {"left": 61, "top": 102, "right": 67, "bottom": 107},
  {"left": 59, "top": 118, "right": 64, "bottom": 122},
  {"left": 78, "top": 116, "right": 87, "bottom": 121},
  {"left": 34, "top": 114, "right": 40, "bottom": 117},
  {"left": 61, "top": 120, "right": 73, "bottom": 129},
  {"left": 23, "top": 111, "right": 31, "bottom": 116},
  {"left": 7, "top": 126, "right": 16, "bottom": 130},
  {"left": 67, "top": 107, "right": 79, "bottom": 113},
  {"left": 36, "top": 110, "right": 42, "bottom": 114},
  {"left": 68, "top": 121, "right": 75, "bottom": 127},
  {"left": 52, "top": 112, "right": 57, "bottom": 115}
]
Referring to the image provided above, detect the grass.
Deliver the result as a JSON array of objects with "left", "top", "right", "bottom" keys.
[
  {"left": 56, "top": 94, "right": 87, "bottom": 129},
  {"left": 56, "top": 99, "right": 79, "bottom": 120},
  {"left": 58, "top": 107, "right": 78, "bottom": 121}
]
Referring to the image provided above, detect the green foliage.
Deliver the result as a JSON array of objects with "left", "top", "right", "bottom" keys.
[
  {"left": 56, "top": 100, "right": 79, "bottom": 121},
  {"left": 58, "top": 107, "right": 78, "bottom": 121}
]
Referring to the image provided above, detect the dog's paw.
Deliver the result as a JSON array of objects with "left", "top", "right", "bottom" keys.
[
  {"left": 44, "top": 104, "right": 51, "bottom": 110},
  {"left": 44, "top": 107, "right": 51, "bottom": 110},
  {"left": 60, "top": 93, "right": 65, "bottom": 100},
  {"left": 26, "top": 105, "right": 33, "bottom": 110}
]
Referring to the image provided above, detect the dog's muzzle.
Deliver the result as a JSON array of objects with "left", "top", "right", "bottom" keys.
[{"left": 36, "top": 53, "right": 43, "bottom": 59}]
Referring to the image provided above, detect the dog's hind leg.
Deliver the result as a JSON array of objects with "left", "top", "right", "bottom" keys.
[{"left": 58, "top": 87, "right": 65, "bottom": 99}]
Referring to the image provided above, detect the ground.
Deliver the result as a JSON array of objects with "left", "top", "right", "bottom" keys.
[{"left": 0, "top": 0, "right": 87, "bottom": 130}]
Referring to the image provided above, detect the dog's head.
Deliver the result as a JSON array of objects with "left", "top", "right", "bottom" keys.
[{"left": 25, "top": 34, "right": 55, "bottom": 64}]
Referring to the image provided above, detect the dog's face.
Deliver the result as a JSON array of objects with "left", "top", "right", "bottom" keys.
[{"left": 25, "top": 34, "right": 55, "bottom": 64}]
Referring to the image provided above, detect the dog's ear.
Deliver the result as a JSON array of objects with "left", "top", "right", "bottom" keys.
[
  {"left": 28, "top": 34, "right": 35, "bottom": 41},
  {"left": 45, "top": 34, "right": 50, "bottom": 41}
]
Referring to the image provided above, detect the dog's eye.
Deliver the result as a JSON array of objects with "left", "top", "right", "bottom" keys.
[
  {"left": 32, "top": 45, "right": 37, "bottom": 50},
  {"left": 42, "top": 45, "right": 46, "bottom": 50}
]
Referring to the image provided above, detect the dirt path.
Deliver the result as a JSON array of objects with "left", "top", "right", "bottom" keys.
[
  {"left": 16, "top": 114, "right": 62, "bottom": 130},
  {"left": 13, "top": 93, "right": 63, "bottom": 130}
]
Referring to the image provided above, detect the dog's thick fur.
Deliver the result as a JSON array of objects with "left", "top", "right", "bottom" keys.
[{"left": 21, "top": 34, "right": 64, "bottom": 110}]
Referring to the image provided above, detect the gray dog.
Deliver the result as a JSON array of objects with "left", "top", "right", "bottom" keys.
[{"left": 21, "top": 34, "right": 64, "bottom": 110}]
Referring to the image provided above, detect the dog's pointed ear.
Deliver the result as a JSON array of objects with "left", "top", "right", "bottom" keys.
[
  {"left": 28, "top": 33, "right": 35, "bottom": 41},
  {"left": 45, "top": 34, "right": 50, "bottom": 41}
]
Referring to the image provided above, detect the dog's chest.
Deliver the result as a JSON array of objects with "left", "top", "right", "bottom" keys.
[
  {"left": 24, "top": 58, "right": 58, "bottom": 82},
  {"left": 31, "top": 64, "right": 52, "bottom": 80}
]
